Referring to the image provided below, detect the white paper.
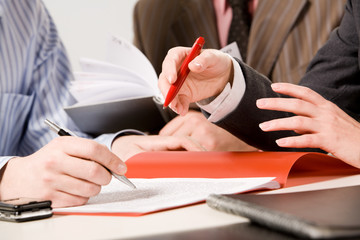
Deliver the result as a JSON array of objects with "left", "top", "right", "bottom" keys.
[
  {"left": 105, "top": 35, "right": 159, "bottom": 92},
  {"left": 69, "top": 80, "right": 155, "bottom": 105},
  {"left": 67, "top": 35, "right": 161, "bottom": 108},
  {"left": 54, "top": 177, "right": 279, "bottom": 214}
]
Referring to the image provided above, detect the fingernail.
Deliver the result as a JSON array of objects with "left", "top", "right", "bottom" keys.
[
  {"left": 256, "top": 99, "right": 267, "bottom": 108},
  {"left": 117, "top": 163, "right": 127, "bottom": 174},
  {"left": 276, "top": 139, "right": 287, "bottom": 146},
  {"left": 167, "top": 75, "right": 173, "bottom": 84},
  {"left": 271, "top": 83, "right": 281, "bottom": 90},
  {"left": 193, "top": 62, "right": 202, "bottom": 70},
  {"left": 259, "top": 122, "right": 271, "bottom": 130}
]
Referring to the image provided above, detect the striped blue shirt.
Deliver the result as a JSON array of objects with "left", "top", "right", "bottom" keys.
[{"left": 0, "top": 0, "right": 131, "bottom": 169}]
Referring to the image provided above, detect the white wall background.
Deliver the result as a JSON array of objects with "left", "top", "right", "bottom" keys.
[{"left": 43, "top": 0, "right": 138, "bottom": 71}]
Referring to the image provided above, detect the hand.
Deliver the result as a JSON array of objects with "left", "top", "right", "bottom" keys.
[
  {"left": 257, "top": 83, "right": 360, "bottom": 168},
  {"left": 159, "top": 111, "right": 257, "bottom": 151},
  {"left": 0, "top": 137, "right": 127, "bottom": 208},
  {"left": 158, "top": 48, "right": 233, "bottom": 115},
  {"left": 111, "top": 135, "right": 206, "bottom": 161}
]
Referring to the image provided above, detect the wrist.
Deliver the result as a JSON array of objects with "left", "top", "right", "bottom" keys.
[{"left": 215, "top": 55, "right": 234, "bottom": 97}]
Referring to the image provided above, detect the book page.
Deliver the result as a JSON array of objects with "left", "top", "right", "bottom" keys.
[
  {"left": 69, "top": 81, "right": 154, "bottom": 106},
  {"left": 77, "top": 58, "right": 156, "bottom": 89},
  {"left": 105, "top": 35, "right": 159, "bottom": 94},
  {"left": 54, "top": 177, "right": 279, "bottom": 215}
]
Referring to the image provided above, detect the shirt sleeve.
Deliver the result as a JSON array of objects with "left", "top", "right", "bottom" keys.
[
  {"left": 196, "top": 57, "right": 246, "bottom": 122},
  {"left": 0, "top": 0, "right": 146, "bottom": 171}
]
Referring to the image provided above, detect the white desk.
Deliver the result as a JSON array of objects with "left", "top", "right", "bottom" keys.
[{"left": 2, "top": 174, "right": 360, "bottom": 240}]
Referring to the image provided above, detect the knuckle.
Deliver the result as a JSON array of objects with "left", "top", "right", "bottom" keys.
[
  {"left": 43, "top": 157, "right": 57, "bottom": 171},
  {"left": 88, "top": 142, "right": 108, "bottom": 159},
  {"left": 204, "top": 139, "right": 217, "bottom": 151},
  {"left": 187, "top": 115, "right": 200, "bottom": 125},
  {"left": 302, "top": 134, "right": 316, "bottom": 146},
  {"left": 41, "top": 189, "right": 55, "bottom": 201},
  {"left": 87, "top": 161, "right": 103, "bottom": 179},
  {"left": 301, "top": 86, "right": 313, "bottom": 96},
  {"left": 73, "top": 197, "right": 89, "bottom": 207},
  {"left": 42, "top": 173, "right": 55, "bottom": 185},
  {"left": 85, "top": 184, "right": 101, "bottom": 197},
  {"left": 292, "top": 117, "right": 304, "bottom": 127},
  {"left": 196, "top": 125, "right": 212, "bottom": 136}
]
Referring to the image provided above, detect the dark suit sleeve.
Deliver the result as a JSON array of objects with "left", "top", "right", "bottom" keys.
[
  {"left": 213, "top": 0, "right": 359, "bottom": 152},
  {"left": 300, "top": 0, "right": 360, "bottom": 120},
  {"left": 214, "top": 60, "right": 300, "bottom": 151}
]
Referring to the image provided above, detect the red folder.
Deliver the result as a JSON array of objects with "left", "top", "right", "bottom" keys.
[
  {"left": 54, "top": 152, "right": 358, "bottom": 216},
  {"left": 125, "top": 151, "right": 357, "bottom": 187}
]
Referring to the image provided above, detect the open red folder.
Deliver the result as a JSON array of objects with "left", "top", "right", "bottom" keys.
[
  {"left": 125, "top": 151, "right": 357, "bottom": 187},
  {"left": 54, "top": 151, "right": 358, "bottom": 216}
]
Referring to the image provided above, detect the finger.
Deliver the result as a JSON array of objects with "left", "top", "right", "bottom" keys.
[
  {"left": 184, "top": 136, "right": 208, "bottom": 151},
  {"left": 53, "top": 174, "right": 102, "bottom": 198},
  {"left": 259, "top": 116, "right": 319, "bottom": 134},
  {"left": 47, "top": 191, "right": 89, "bottom": 208},
  {"left": 163, "top": 136, "right": 206, "bottom": 151},
  {"left": 55, "top": 155, "right": 112, "bottom": 185},
  {"left": 188, "top": 50, "right": 227, "bottom": 73},
  {"left": 53, "top": 137, "right": 127, "bottom": 175},
  {"left": 270, "top": 83, "right": 327, "bottom": 106},
  {"left": 256, "top": 97, "right": 318, "bottom": 117},
  {"left": 275, "top": 134, "right": 322, "bottom": 149},
  {"left": 161, "top": 47, "right": 190, "bottom": 84},
  {"left": 159, "top": 116, "right": 187, "bottom": 136},
  {"left": 158, "top": 76, "right": 181, "bottom": 114},
  {"left": 138, "top": 136, "right": 205, "bottom": 152}
]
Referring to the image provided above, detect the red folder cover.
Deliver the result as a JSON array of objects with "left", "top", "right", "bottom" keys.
[{"left": 125, "top": 151, "right": 356, "bottom": 187}]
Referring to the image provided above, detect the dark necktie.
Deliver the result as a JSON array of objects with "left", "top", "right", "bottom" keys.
[{"left": 227, "top": 0, "right": 251, "bottom": 62}]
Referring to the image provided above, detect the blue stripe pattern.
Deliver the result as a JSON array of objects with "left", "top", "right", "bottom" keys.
[{"left": 0, "top": 0, "right": 95, "bottom": 168}]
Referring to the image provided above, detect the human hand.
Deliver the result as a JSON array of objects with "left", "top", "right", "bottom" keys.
[
  {"left": 158, "top": 48, "right": 233, "bottom": 115},
  {"left": 257, "top": 83, "right": 360, "bottom": 168},
  {"left": 111, "top": 135, "right": 206, "bottom": 161},
  {"left": 0, "top": 137, "right": 127, "bottom": 208},
  {"left": 159, "top": 111, "right": 257, "bottom": 151}
]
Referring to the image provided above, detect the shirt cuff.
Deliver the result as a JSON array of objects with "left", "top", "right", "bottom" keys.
[
  {"left": 95, "top": 129, "right": 146, "bottom": 150},
  {"left": 197, "top": 57, "right": 246, "bottom": 122},
  {"left": 0, "top": 156, "right": 14, "bottom": 171}
]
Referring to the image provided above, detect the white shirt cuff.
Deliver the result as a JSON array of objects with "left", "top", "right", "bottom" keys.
[
  {"left": 197, "top": 57, "right": 246, "bottom": 122},
  {"left": 95, "top": 129, "right": 146, "bottom": 150}
]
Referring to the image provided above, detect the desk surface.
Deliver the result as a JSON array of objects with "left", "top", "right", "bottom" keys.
[{"left": 2, "top": 174, "right": 360, "bottom": 240}]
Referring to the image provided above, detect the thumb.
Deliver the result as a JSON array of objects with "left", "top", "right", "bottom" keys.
[{"left": 188, "top": 56, "right": 205, "bottom": 73}]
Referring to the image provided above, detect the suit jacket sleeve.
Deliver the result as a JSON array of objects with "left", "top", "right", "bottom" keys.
[
  {"left": 214, "top": 60, "right": 298, "bottom": 151},
  {"left": 300, "top": 0, "right": 360, "bottom": 120},
  {"left": 213, "top": 0, "right": 360, "bottom": 151}
]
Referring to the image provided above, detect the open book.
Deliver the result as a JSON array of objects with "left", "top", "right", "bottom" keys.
[
  {"left": 53, "top": 151, "right": 357, "bottom": 216},
  {"left": 64, "top": 35, "right": 174, "bottom": 136}
]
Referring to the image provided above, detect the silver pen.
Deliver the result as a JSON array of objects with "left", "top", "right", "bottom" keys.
[{"left": 45, "top": 119, "right": 136, "bottom": 189}]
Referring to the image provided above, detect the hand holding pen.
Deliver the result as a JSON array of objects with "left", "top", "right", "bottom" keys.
[
  {"left": 0, "top": 122, "right": 133, "bottom": 208},
  {"left": 158, "top": 38, "right": 234, "bottom": 116},
  {"left": 45, "top": 119, "right": 136, "bottom": 189}
]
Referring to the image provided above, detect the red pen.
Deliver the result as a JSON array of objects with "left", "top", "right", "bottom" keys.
[{"left": 163, "top": 37, "right": 205, "bottom": 108}]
